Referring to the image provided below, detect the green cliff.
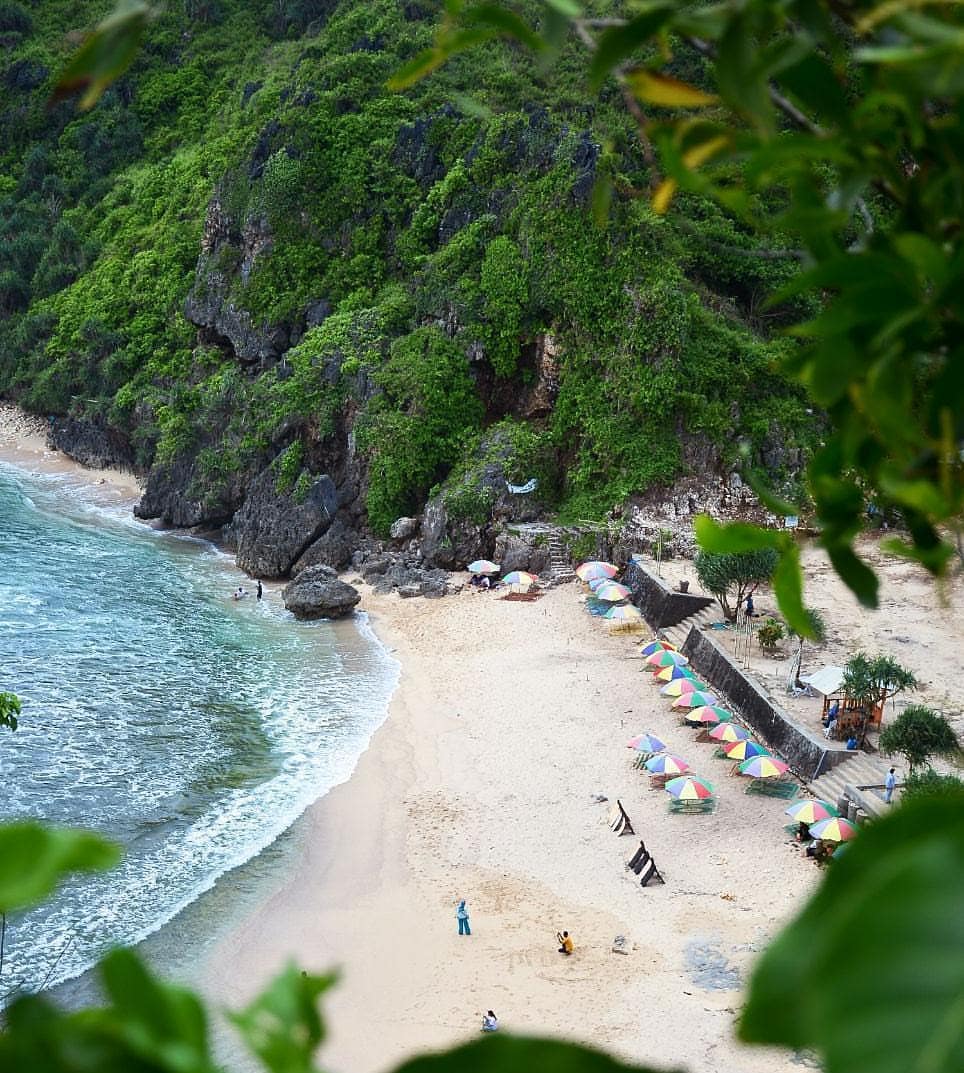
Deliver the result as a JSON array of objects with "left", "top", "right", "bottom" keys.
[{"left": 0, "top": 0, "right": 818, "bottom": 571}]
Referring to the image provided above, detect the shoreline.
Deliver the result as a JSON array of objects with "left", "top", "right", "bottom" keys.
[{"left": 0, "top": 402, "right": 143, "bottom": 504}]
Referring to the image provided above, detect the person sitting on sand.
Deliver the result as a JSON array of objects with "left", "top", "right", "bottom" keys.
[
  {"left": 557, "top": 930, "right": 574, "bottom": 955},
  {"left": 480, "top": 575, "right": 491, "bottom": 590},
  {"left": 795, "top": 821, "right": 811, "bottom": 843},
  {"left": 481, "top": 1010, "right": 499, "bottom": 1032},
  {"left": 846, "top": 733, "right": 858, "bottom": 750}
]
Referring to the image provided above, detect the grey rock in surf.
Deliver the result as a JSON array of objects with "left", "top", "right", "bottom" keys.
[{"left": 282, "top": 565, "right": 360, "bottom": 619}]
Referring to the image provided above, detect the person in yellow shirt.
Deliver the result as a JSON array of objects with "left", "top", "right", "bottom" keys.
[{"left": 557, "top": 930, "right": 574, "bottom": 955}]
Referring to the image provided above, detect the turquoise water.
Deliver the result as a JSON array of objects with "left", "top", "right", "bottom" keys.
[{"left": 0, "top": 461, "right": 397, "bottom": 1002}]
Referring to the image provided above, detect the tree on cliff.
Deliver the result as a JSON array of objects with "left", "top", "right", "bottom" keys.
[
  {"left": 695, "top": 548, "right": 778, "bottom": 622},
  {"left": 879, "top": 705, "right": 960, "bottom": 773}
]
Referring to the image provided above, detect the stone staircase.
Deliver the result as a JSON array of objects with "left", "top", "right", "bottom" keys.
[
  {"left": 545, "top": 533, "right": 576, "bottom": 586},
  {"left": 807, "top": 751, "right": 893, "bottom": 806},
  {"left": 659, "top": 604, "right": 721, "bottom": 649}
]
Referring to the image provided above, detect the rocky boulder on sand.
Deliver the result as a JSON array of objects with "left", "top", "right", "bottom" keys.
[{"left": 282, "top": 565, "right": 361, "bottom": 620}]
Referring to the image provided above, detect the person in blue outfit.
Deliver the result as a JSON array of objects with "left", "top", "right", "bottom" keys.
[
  {"left": 456, "top": 899, "right": 471, "bottom": 935},
  {"left": 885, "top": 768, "right": 897, "bottom": 804}
]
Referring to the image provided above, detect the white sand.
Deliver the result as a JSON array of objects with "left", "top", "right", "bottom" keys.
[{"left": 202, "top": 583, "right": 820, "bottom": 1073}]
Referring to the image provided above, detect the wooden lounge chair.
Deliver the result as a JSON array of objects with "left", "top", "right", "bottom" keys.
[
  {"left": 639, "top": 857, "right": 666, "bottom": 887},
  {"left": 607, "top": 799, "right": 635, "bottom": 835},
  {"left": 745, "top": 778, "right": 800, "bottom": 798},
  {"left": 626, "top": 840, "right": 649, "bottom": 873}
]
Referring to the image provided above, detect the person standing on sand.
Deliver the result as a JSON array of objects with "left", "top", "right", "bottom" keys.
[
  {"left": 257, "top": 579, "right": 263, "bottom": 601},
  {"left": 456, "top": 899, "right": 471, "bottom": 935},
  {"left": 885, "top": 767, "right": 897, "bottom": 804}
]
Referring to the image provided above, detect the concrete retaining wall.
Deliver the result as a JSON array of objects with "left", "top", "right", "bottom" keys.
[
  {"left": 623, "top": 561, "right": 713, "bottom": 630},
  {"left": 681, "top": 628, "right": 849, "bottom": 781}
]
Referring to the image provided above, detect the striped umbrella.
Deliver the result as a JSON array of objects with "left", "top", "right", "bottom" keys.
[
  {"left": 627, "top": 733, "right": 666, "bottom": 753},
  {"left": 722, "top": 739, "right": 770, "bottom": 761},
  {"left": 785, "top": 799, "right": 840, "bottom": 824},
  {"left": 685, "top": 705, "right": 732, "bottom": 726},
  {"left": 605, "top": 604, "right": 642, "bottom": 622},
  {"left": 809, "top": 817, "right": 859, "bottom": 842},
  {"left": 672, "top": 691, "right": 718, "bottom": 709},
  {"left": 660, "top": 678, "right": 707, "bottom": 697},
  {"left": 708, "top": 722, "right": 751, "bottom": 742},
  {"left": 641, "top": 640, "right": 677, "bottom": 656},
  {"left": 588, "top": 576, "right": 609, "bottom": 591},
  {"left": 594, "top": 581, "right": 632, "bottom": 602},
  {"left": 468, "top": 560, "right": 500, "bottom": 575},
  {"left": 654, "top": 664, "right": 696, "bottom": 682},
  {"left": 738, "top": 755, "right": 789, "bottom": 778},
  {"left": 644, "top": 754, "right": 690, "bottom": 776},
  {"left": 646, "top": 650, "right": 689, "bottom": 669},
  {"left": 664, "top": 775, "right": 715, "bottom": 800},
  {"left": 501, "top": 570, "right": 539, "bottom": 588},
  {"left": 576, "top": 561, "right": 618, "bottom": 581}
]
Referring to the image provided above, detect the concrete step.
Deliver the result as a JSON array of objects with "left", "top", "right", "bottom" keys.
[{"left": 809, "top": 754, "right": 891, "bottom": 800}]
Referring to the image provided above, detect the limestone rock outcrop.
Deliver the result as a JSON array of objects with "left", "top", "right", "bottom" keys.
[
  {"left": 224, "top": 468, "right": 338, "bottom": 578},
  {"left": 282, "top": 565, "right": 360, "bottom": 619}
]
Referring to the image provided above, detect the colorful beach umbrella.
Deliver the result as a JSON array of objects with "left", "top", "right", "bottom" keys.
[
  {"left": 809, "top": 817, "right": 859, "bottom": 842},
  {"left": 468, "top": 560, "right": 500, "bottom": 575},
  {"left": 576, "top": 561, "right": 618, "bottom": 581},
  {"left": 708, "top": 722, "right": 751, "bottom": 742},
  {"left": 654, "top": 664, "right": 695, "bottom": 682},
  {"left": 722, "top": 739, "right": 770, "bottom": 761},
  {"left": 660, "top": 678, "right": 707, "bottom": 697},
  {"left": 594, "top": 581, "right": 632, "bottom": 602},
  {"left": 672, "top": 691, "right": 718, "bottom": 709},
  {"left": 646, "top": 650, "right": 689, "bottom": 669},
  {"left": 501, "top": 570, "right": 539, "bottom": 588},
  {"left": 738, "top": 755, "right": 789, "bottom": 778},
  {"left": 605, "top": 604, "right": 642, "bottom": 622},
  {"left": 785, "top": 799, "right": 840, "bottom": 824},
  {"left": 641, "top": 640, "right": 678, "bottom": 656},
  {"left": 664, "top": 775, "right": 715, "bottom": 800},
  {"left": 645, "top": 754, "right": 690, "bottom": 776},
  {"left": 627, "top": 733, "right": 666, "bottom": 753},
  {"left": 686, "top": 705, "right": 732, "bottom": 725}
]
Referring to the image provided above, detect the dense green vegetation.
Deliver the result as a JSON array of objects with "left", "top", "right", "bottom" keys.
[{"left": 0, "top": 0, "right": 817, "bottom": 533}]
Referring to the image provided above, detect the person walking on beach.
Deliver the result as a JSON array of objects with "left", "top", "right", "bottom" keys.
[
  {"left": 557, "top": 929, "right": 573, "bottom": 955},
  {"left": 256, "top": 579, "right": 263, "bottom": 601},
  {"left": 456, "top": 899, "right": 471, "bottom": 935},
  {"left": 885, "top": 767, "right": 897, "bottom": 804},
  {"left": 481, "top": 1010, "right": 499, "bottom": 1032}
]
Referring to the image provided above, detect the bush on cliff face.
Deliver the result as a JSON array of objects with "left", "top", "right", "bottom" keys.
[{"left": 359, "top": 326, "right": 483, "bottom": 535}]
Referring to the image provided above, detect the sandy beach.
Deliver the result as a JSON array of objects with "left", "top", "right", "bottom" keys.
[
  {"left": 0, "top": 403, "right": 143, "bottom": 505},
  {"left": 201, "top": 582, "right": 821, "bottom": 1073}
]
